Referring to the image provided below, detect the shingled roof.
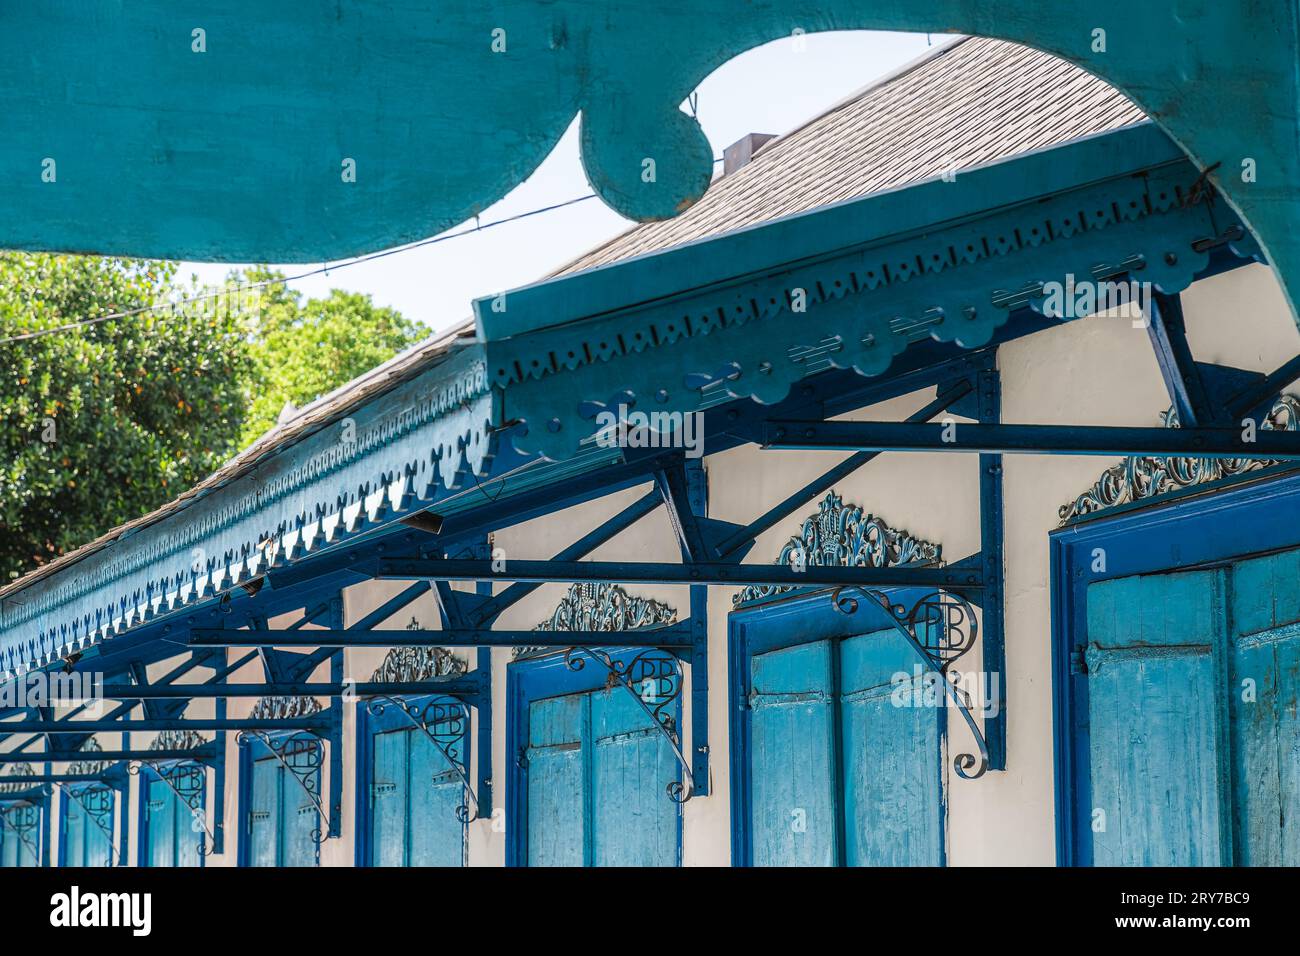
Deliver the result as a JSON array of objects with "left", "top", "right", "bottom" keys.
[{"left": 557, "top": 35, "right": 1144, "bottom": 274}]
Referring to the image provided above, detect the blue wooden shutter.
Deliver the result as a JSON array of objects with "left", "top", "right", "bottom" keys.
[
  {"left": 1229, "top": 549, "right": 1300, "bottom": 865},
  {"left": 146, "top": 778, "right": 176, "bottom": 867},
  {"left": 590, "top": 688, "right": 678, "bottom": 866},
  {"left": 1, "top": 806, "right": 38, "bottom": 867},
  {"left": 174, "top": 768, "right": 203, "bottom": 868},
  {"left": 526, "top": 694, "right": 588, "bottom": 866},
  {"left": 749, "top": 640, "right": 837, "bottom": 866},
  {"left": 840, "top": 628, "right": 944, "bottom": 866},
  {"left": 410, "top": 729, "right": 464, "bottom": 866},
  {"left": 64, "top": 796, "right": 87, "bottom": 865},
  {"left": 371, "top": 730, "right": 408, "bottom": 867},
  {"left": 284, "top": 763, "right": 320, "bottom": 867},
  {"left": 248, "top": 757, "right": 280, "bottom": 867},
  {"left": 1085, "top": 569, "right": 1229, "bottom": 865}
]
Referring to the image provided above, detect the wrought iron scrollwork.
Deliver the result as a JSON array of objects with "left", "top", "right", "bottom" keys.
[
  {"left": 832, "top": 587, "right": 989, "bottom": 780},
  {"left": 517, "top": 582, "right": 677, "bottom": 659},
  {"left": 734, "top": 493, "right": 942, "bottom": 606},
  {"left": 129, "top": 729, "right": 217, "bottom": 857},
  {"left": 1059, "top": 397, "right": 1300, "bottom": 523},
  {"left": 236, "top": 731, "right": 328, "bottom": 844},
  {"left": 0, "top": 800, "right": 41, "bottom": 860},
  {"left": 562, "top": 647, "right": 695, "bottom": 802},
  {"left": 366, "top": 694, "right": 478, "bottom": 822},
  {"left": 59, "top": 782, "right": 119, "bottom": 865}
]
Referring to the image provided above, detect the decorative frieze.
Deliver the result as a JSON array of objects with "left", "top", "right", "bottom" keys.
[
  {"left": 249, "top": 694, "right": 323, "bottom": 721},
  {"left": 734, "top": 492, "right": 942, "bottom": 606},
  {"left": 1058, "top": 396, "right": 1300, "bottom": 523},
  {"left": 0, "top": 763, "right": 35, "bottom": 795},
  {"left": 372, "top": 618, "right": 467, "bottom": 681}
]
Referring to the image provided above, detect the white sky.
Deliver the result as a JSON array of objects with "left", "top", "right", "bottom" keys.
[{"left": 181, "top": 31, "right": 934, "bottom": 334}]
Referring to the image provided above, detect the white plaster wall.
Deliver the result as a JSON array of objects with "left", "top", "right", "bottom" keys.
[{"left": 22, "top": 264, "right": 1296, "bottom": 868}]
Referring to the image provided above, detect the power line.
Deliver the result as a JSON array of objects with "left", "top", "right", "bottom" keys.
[
  {"left": 3, "top": 153, "right": 730, "bottom": 347},
  {"left": 1, "top": 192, "right": 601, "bottom": 346}
]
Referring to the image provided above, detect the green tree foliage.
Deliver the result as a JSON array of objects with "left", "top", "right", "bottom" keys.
[
  {"left": 240, "top": 267, "right": 426, "bottom": 446},
  {"left": 0, "top": 254, "right": 250, "bottom": 581},
  {"left": 0, "top": 258, "right": 427, "bottom": 583}
]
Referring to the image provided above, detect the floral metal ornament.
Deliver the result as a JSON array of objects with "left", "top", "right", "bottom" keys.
[
  {"left": 371, "top": 618, "right": 467, "bottom": 683},
  {"left": 515, "top": 582, "right": 678, "bottom": 659},
  {"left": 0, "top": 763, "right": 35, "bottom": 795},
  {"left": 64, "top": 737, "right": 110, "bottom": 777},
  {"left": 249, "top": 694, "right": 324, "bottom": 721},
  {"left": 734, "top": 492, "right": 941, "bottom": 606},
  {"left": 1059, "top": 396, "right": 1300, "bottom": 523}
]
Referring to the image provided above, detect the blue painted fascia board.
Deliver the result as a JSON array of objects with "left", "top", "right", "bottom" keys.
[
  {"left": 0, "top": 344, "right": 498, "bottom": 677},
  {"left": 476, "top": 122, "right": 1178, "bottom": 341}
]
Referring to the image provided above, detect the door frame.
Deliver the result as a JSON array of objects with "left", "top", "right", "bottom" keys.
[
  {"left": 354, "top": 693, "right": 470, "bottom": 867},
  {"left": 1050, "top": 468, "right": 1300, "bottom": 865},
  {"left": 727, "top": 585, "right": 943, "bottom": 867},
  {"left": 505, "top": 648, "right": 685, "bottom": 867}
]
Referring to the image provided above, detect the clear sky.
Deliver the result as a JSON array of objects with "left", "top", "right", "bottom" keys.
[{"left": 181, "top": 31, "right": 934, "bottom": 335}]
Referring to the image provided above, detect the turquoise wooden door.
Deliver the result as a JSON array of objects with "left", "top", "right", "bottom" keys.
[
  {"left": 524, "top": 688, "right": 678, "bottom": 867},
  {"left": 1085, "top": 569, "right": 1229, "bottom": 865},
  {"left": 748, "top": 627, "right": 944, "bottom": 866},
  {"left": 246, "top": 746, "right": 320, "bottom": 867},
  {"left": 145, "top": 779, "right": 177, "bottom": 868},
  {"left": 1229, "top": 550, "right": 1300, "bottom": 865},
  {"left": 1083, "top": 554, "right": 1300, "bottom": 865},
  {"left": 0, "top": 805, "right": 40, "bottom": 867},
  {"left": 64, "top": 788, "right": 113, "bottom": 866},
  {"left": 144, "top": 773, "right": 202, "bottom": 867},
  {"left": 247, "top": 756, "right": 282, "bottom": 867},
  {"left": 368, "top": 726, "right": 465, "bottom": 866}
]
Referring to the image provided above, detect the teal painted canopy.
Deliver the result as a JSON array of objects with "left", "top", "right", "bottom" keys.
[{"left": 0, "top": 2, "right": 1298, "bottom": 326}]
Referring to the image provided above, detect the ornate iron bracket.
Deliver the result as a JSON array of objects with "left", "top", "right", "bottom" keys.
[
  {"left": 237, "top": 731, "right": 329, "bottom": 844},
  {"left": 562, "top": 647, "right": 694, "bottom": 803},
  {"left": 832, "top": 587, "right": 989, "bottom": 779},
  {"left": 57, "top": 782, "right": 120, "bottom": 866},
  {"left": 0, "top": 801, "right": 41, "bottom": 861},
  {"left": 128, "top": 760, "right": 216, "bottom": 857},
  {"left": 366, "top": 694, "right": 478, "bottom": 823}
]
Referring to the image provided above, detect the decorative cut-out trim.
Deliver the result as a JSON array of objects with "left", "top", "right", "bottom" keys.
[
  {"left": 0, "top": 355, "right": 494, "bottom": 679},
  {"left": 733, "top": 492, "right": 942, "bottom": 606},
  {"left": 1058, "top": 396, "right": 1300, "bottom": 524},
  {"left": 513, "top": 583, "right": 678, "bottom": 659}
]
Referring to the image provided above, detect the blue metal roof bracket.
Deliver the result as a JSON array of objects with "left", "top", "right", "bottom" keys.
[
  {"left": 2, "top": 4, "right": 1296, "bottom": 329},
  {"left": 478, "top": 124, "right": 1259, "bottom": 460}
]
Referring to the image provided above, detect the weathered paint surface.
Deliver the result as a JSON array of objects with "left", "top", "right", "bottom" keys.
[
  {"left": 1085, "top": 557, "right": 1300, "bottom": 866},
  {"left": 749, "top": 630, "right": 942, "bottom": 866},
  {"left": 63, "top": 790, "right": 113, "bottom": 867},
  {"left": 371, "top": 727, "right": 463, "bottom": 867},
  {"left": 2, "top": 3, "right": 1297, "bottom": 332},
  {"left": 525, "top": 688, "right": 678, "bottom": 866},
  {"left": 246, "top": 754, "right": 320, "bottom": 867},
  {"left": 1085, "top": 569, "right": 1228, "bottom": 866},
  {"left": 1229, "top": 550, "right": 1300, "bottom": 866},
  {"left": 143, "top": 776, "right": 201, "bottom": 868}
]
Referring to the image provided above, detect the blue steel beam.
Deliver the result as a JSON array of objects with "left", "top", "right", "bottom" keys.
[
  {"left": 762, "top": 421, "right": 1300, "bottom": 458},
  {"left": 95, "top": 680, "right": 481, "bottom": 700},
  {"left": 376, "top": 558, "right": 978, "bottom": 591},
  {"left": 1146, "top": 293, "right": 1218, "bottom": 426},
  {"left": 2, "top": 717, "right": 328, "bottom": 734},
  {"left": 0, "top": 747, "right": 216, "bottom": 763},
  {"left": 188, "top": 627, "right": 693, "bottom": 649}
]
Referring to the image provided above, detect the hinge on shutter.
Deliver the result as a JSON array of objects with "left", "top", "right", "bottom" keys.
[{"left": 1070, "top": 647, "right": 1089, "bottom": 675}]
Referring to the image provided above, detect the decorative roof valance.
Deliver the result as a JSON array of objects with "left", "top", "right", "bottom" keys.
[
  {"left": 734, "top": 492, "right": 941, "bottom": 606},
  {"left": 1059, "top": 396, "right": 1300, "bottom": 523}
]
